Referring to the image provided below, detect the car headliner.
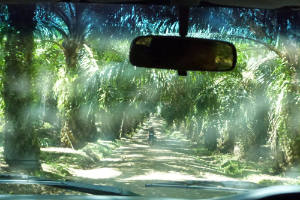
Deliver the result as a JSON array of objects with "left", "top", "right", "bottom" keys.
[{"left": 2, "top": 0, "right": 300, "bottom": 9}]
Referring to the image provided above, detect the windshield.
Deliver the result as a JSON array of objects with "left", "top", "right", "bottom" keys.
[{"left": 0, "top": 3, "right": 299, "bottom": 199}]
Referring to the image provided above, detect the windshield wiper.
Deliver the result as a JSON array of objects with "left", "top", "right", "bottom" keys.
[
  {"left": 0, "top": 174, "right": 138, "bottom": 196},
  {"left": 145, "top": 180, "right": 262, "bottom": 192}
]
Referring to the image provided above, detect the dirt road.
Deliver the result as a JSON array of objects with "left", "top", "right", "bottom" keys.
[{"left": 68, "top": 117, "right": 247, "bottom": 199}]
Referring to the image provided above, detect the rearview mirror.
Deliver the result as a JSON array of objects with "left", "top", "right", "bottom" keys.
[{"left": 130, "top": 36, "right": 237, "bottom": 72}]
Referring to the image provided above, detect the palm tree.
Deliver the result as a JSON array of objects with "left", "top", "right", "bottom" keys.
[
  {"left": 38, "top": 3, "right": 97, "bottom": 148},
  {"left": 3, "top": 4, "right": 40, "bottom": 170}
]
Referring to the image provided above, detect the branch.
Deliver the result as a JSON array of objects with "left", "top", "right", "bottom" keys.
[{"left": 228, "top": 35, "right": 286, "bottom": 60}]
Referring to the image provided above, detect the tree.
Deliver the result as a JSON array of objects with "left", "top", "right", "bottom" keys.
[
  {"left": 237, "top": 8, "right": 300, "bottom": 165},
  {"left": 3, "top": 4, "right": 40, "bottom": 170},
  {"left": 38, "top": 3, "right": 97, "bottom": 148}
]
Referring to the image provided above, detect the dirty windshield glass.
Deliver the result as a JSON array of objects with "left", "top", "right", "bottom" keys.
[{"left": 0, "top": 3, "right": 299, "bottom": 199}]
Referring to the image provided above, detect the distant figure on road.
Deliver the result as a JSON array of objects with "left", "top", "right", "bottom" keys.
[{"left": 148, "top": 127, "right": 155, "bottom": 145}]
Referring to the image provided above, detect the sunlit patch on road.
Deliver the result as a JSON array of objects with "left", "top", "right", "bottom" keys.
[
  {"left": 122, "top": 154, "right": 145, "bottom": 158},
  {"left": 129, "top": 144, "right": 149, "bottom": 148},
  {"left": 70, "top": 168, "right": 122, "bottom": 179},
  {"left": 148, "top": 156, "right": 194, "bottom": 161},
  {"left": 41, "top": 147, "right": 87, "bottom": 157},
  {"left": 147, "top": 149, "right": 171, "bottom": 153},
  {"left": 101, "top": 158, "right": 122, "bottom": 162}
]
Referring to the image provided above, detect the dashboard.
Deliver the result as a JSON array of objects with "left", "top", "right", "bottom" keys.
[{"left": 0, "top": 185, "right": 299, "bottom": 200}]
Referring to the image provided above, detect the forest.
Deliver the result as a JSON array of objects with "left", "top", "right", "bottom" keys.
[{"left": 0, "top": 2, "right": 299, "bottom": 178}]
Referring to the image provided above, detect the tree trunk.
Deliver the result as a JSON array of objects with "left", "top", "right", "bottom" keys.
[
  {"left": 60, "top": 95, "right": 97, "bottom": 148},
  {"left": 60, "top": 42, "right": 97, "bottom": 148},
  {"left": 3, "top": 4, "right": 40, "bottom": 170}
]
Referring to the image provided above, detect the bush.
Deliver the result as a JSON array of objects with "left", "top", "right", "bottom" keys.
[{"left": 221, "top": 160, "right": 244, "bottom": 177}]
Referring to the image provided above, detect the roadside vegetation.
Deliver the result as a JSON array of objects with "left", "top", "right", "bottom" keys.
[{"left": 0, "top": 3, "right": 299, "bottom": 185}]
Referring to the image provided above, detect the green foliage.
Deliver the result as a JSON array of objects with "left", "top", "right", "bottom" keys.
[
  {"left": 192, "top": 146, "right": 211, "bottom": 156},
  {"left": 37, "top": 122, "right": 60, "bottom": 147},
  {"left": 264, "top": 57, "right": 300, "bottom": 168},
  {"left": 221, "top": 160, "right": 245, "bottom": 177},
  {"left": 39, "top": 139, "right": 119, "bottom": 178},
  {"left": 99, "top": 49, "right": 126, "bottom": 63},
  {"left": 258, "top": 179, "right": 283, "bottom": 186},
  {"left": 53, "top": 164, "right": 72, "bottom": 177}
]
